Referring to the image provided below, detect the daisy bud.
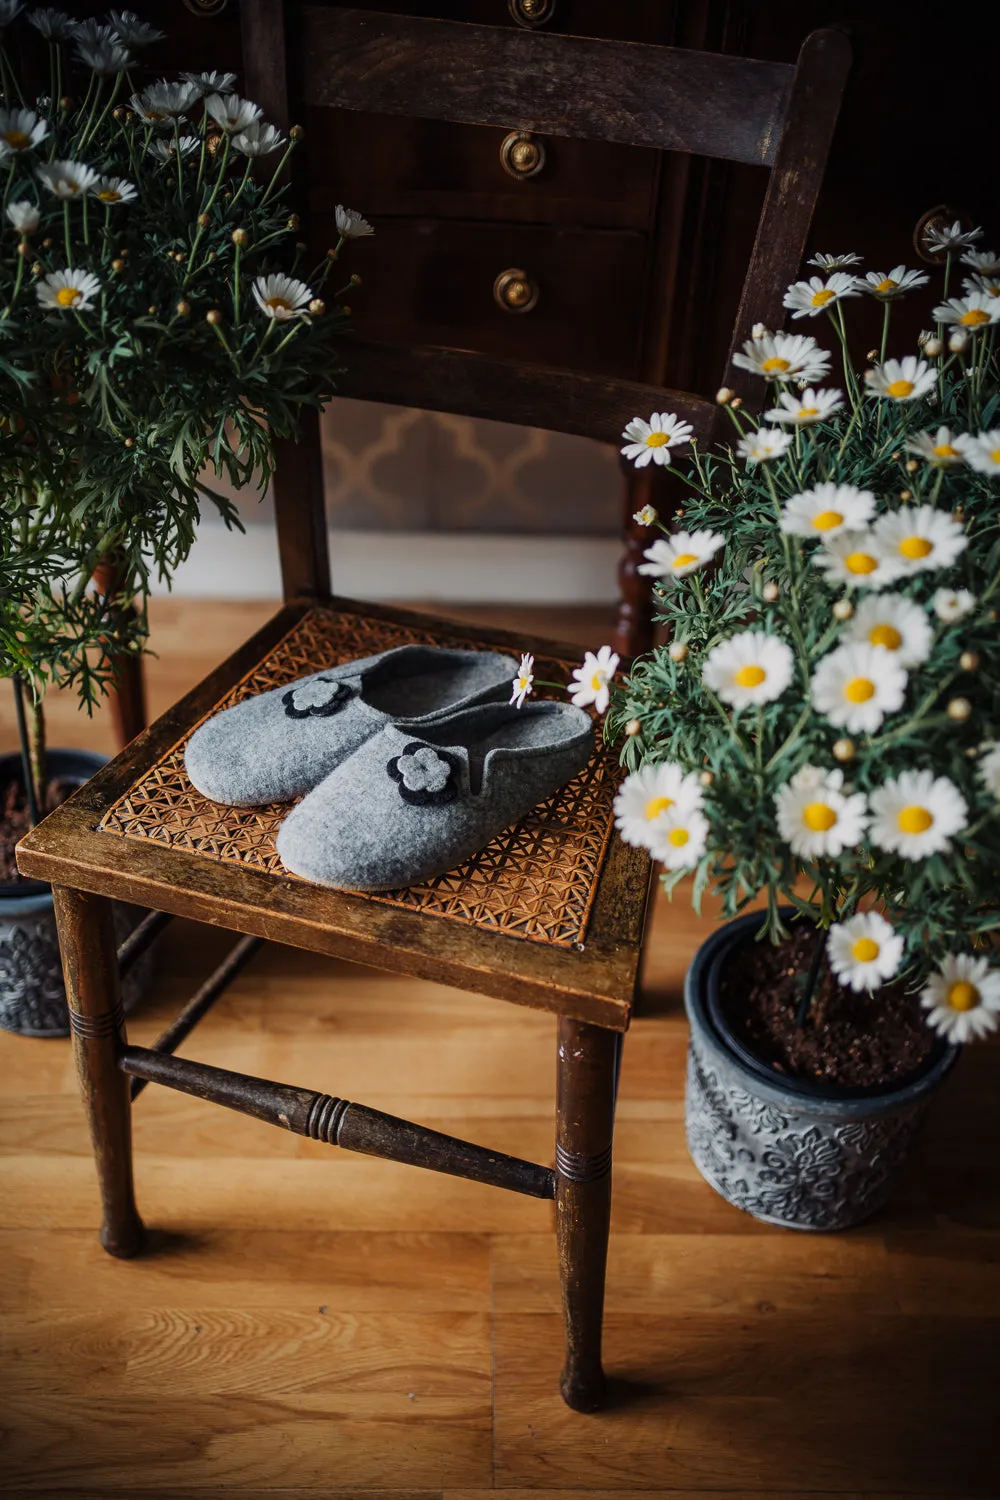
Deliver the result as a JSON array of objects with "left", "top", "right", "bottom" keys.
[
  {"left": 206, "top": 309, "right": 223, "bottom": 325},
  {"left": 905, "top": 459, "right": 919, "bottom": 473},
  {"left": 832, "top": 737, "right": 855, "bottom": 762},
  {"left": 668, "top": 642, "right": 688, "bottom": 662},
  {"left": 207, "top": 250, "right": 217, "bottom": 260},
  {"left": 900, "top": 490, "right": 912, "bottom": 502},
  {"left": 231, "top": 228, "right": 249, "bottom": 246},
  {"left": 953, "top": 508, "right": 965, "bottom": 524},
  {"left": 342, "top": 304, "right": 352, "bottom": 316},
  {"left": 124, "top": 437, "right": 134, "bottom": 448},
  {"left": 17, "top": 240, "right": 30, "bottom": 258},
  {"left": 287, "top": 214, "right": 300, "bottom": 231},
  {"left": 762, "top": 581, "right": 780, "bottom": 602},
  {"left": 176, "top": 300, "right": 191, "bottom": 316},
  {"left": 833, "top": 598, "right": 854, "bottom": 621},
  {"left": 147, "top": 305, "right": 157, "bottom": 315},
  {"left": 111, "top": 258, "right": 125, "bottom": 272},
  {"left": 867, "top": 349, "right": 878, "bottom": 361},
  {"left": 960, "top": 652, "right": 980, "bottom": 672},
  {"left": 924, "top": 337, "right": 943, "bottom": 357},
  {"left": 625, "top": 718, "right": 642, "bottom": 737},
  {"left": 947, "top": 697, "right": 972, "bottom": 721},
  {"left": 59, "top": 95, "right": 72, "bottom": 110},
  {"left": 699, "top": 770, "right": 714, "bottom": 787},
  {"left": 350, "top": 272, "right": 362, "bottom": 286},
  {"left": 198, "top": 213, "right": 211, "bottom": 228},
  {"left": 949, "top": 331, "right": 967, "bottom": 353},
  {"left": 308, "top": 298, "right": 326, "bottom": 315},
  {"left": 715, "top": 387, "right": 734, "bottom": 404},
  {"left": 31, "top": 261, "right": 41, "bottom": 275},
  {"left": 290, "top": 124, "right": 305, "bottom": 140},
  {"left": 42, "top": 237, "right": 53, "bottom": 248},
  {"left": 752, "top": 322, "right": 769, "bottom": 338},
  {"left": 730, "top": 397, "right": 743, "bottom": 409}
]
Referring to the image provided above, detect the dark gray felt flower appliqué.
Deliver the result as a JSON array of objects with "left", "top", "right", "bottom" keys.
[
  {"left": 283, "top": 676, "right": 353, "bottom": 719},
  {"left": 387, "top": 742, "right": 459, "bottom": 806}
]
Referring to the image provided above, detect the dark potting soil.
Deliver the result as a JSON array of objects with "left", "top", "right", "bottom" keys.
[
  {"left": 717, "top": 925, "right": 937, "bottom": 1091},
  {"left": 0, "top": 773, "right": 76, "bottom": 883}
]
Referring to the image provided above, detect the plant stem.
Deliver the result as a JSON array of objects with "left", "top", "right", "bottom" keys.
[
  {"left": 12, "top": 677, "right": 41, "bottom": 828},
  {"left": 795, "top": 924, "right": 827, "bottom": 1028}
]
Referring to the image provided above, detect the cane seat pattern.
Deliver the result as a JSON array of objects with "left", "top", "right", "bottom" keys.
[{"left": 98, "top": 607, "right": 621, "bottom": 948}]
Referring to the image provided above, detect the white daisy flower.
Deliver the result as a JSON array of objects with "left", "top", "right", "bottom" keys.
[
  {"left": 931, "top": 292, "right": 1000, "bottom": 332},
  {"left": 510, "top": 653, "right": 534, "bottom": 709},
  {"left": 736, "top": 428, "right": 794, "bottom": 465},
  {"left": 702, "top": 630, "right": 793, "bottom": 711},
  {"left": 620, "top": 411, "right": 694, "bottom": 469},
  {"left": 232, "top": 121, "right": 285, "bottom": 157},
  {"left": 637, "top": 529, "right": 725, "bottom": 581},
  {"left": 961, "top": 248, "right": 1000, "bottom": 275},
  {"left": 863, "top": 265, "right": 929, "bottom": 300},
  {"left": 35, "top": 159, "right": 100, "bottom": 198},
  {"left": 812, "top": 529, "right": 901, "bottom": 589},
  {"left": 954, "top": 429, "right": 1000, "bottom": 474},
  {"left": 6, "top": 199, "right": 40, "bottom": 234},
  {"left": 932, "top": 587, "right": 976, "bottom": 623},
  {"left": 774, "top": 764, "right": 868, "bottom": 860},
  {"left": 827, "top": 912, "right": 903, "bottom": 993},
  {"left": 846, "top": 593, "right": 932, "bottom": 669},
  {"left": 0, "top": 107, "right": 48, "bottom": 155},
  {"left": 570, "top": 646, "right": 619, "bottom": 715},
  {"left": 978, "top": 742, "right": 1000, "bottom": 799},
  {"left": 181, "top": 71, "right": 237, "bottom": 95},
  {"left": 921, "top": 954, "right": 1000, "bottom": 1044},
  {"left": 90, "top": 175, "right": 137, "bottom": 205},
  {"left": 781, "top": 484, "right": 875, "bottom": 541},
  {"left": 648, "top": 806, "right": 710, "bottom": 871},
  {"left": 71, "top": 17, "right": 114, "bottom": 44},
  {"left": 27, "top": 9, "right": 77, "bottom": 40},
  {"left": 614, "top": 762, "right": 703, "bottom": 851},
  {"left": 905, "top": 426, "right": 963, "bottom": 467},
  {"left": 251, "top": 273, "right": 313, "bottom": 320},
  {"left": 782, "top": 271, "right": 861, "bottom": 319},
  {"left": 807, "top": 252, "right": 863, "bottom": 270},
  {"left": 77, "top": 39, "right": 132, "bottom": 74},
  {"left": 863, "top": 356, "right": 936, "bottom": 402},
  {"left": 872, "top": 506, "right": 967, "bottom": 574},
  {"left": 810, "top": 642, "right": 907, "bottom": 734},
  {"left": 731, "top": 330, "right": 832, "bottom": 383},
  {"left": 36, "top": 267, "right": 101, "bottom": 312},
  {"left": 109, "top": 10, "right": 164, "bottom": 45},
  {"left": 204, "top": 92, "right": 261, "bottom": 133},
  {"left": 764, "top": 387, "right": 843, "bottom": 425},
  {"left": 0, "top": 0, "right": 23, "bottom": 24},
  {"left": 632, "top": 503, "right": 657, "bottom": 526},
  {"left": 868, "top": 771, "right": 968, "bottom": 860},
  {"left": 147, "top": 135, "right": 199, "bottom": 163},
  {"left": 962, "top": 274, "right": 1000, "bottom": 302},
  {"left": 130, "top": 80, "right": 199, "bottom": 124},
  {"left": 335, "top": 204, "right": 375, "bottom": 238},
  {"left": 924, "top": 219, "right": 982, "bottom": 255}
]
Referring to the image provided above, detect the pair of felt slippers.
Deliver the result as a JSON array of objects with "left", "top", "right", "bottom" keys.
[{"left": 184, "top": 644, "right": 594, "bottom": 892}]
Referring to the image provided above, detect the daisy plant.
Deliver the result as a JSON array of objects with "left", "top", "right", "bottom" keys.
[
  {"left": 0, "top": 7, "right": 370, "bottom": 818},
  {"left": 609, "top": 230, "right": 1000, "bottom": 1049}
]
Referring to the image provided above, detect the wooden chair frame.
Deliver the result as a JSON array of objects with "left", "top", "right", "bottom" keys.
[{"left": 19, "top": 9, "right": 849, "bottom": 1413}]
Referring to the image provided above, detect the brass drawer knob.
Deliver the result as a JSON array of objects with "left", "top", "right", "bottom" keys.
[
  {"left": 508, "top": 0, "right": 556, "bottom": 26},
  {"left": 493, "top": 268, "right": 539, "bottom": 314},
  {"left": 500, "top": 130, "right": 546, "bottom": 180}
]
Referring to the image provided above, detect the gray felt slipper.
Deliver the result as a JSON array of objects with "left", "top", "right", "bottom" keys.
[
  {"left": 274, "top": 699, "right": 594, "bottom": 891},
  {"left": 185, "top": 644, "right": 519, "bottom": 806}
]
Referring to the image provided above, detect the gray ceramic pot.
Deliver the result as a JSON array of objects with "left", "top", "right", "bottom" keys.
[
  {"left": 0, "top": 749, "right": 151, "bottom": 1037},
  {"left": 683, "top": 912, "right": 960, "bottom": 1232}
]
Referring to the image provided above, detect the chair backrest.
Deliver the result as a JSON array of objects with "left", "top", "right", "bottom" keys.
[{"left": 239, "top": 3, "right": 850, "bottom": 601}]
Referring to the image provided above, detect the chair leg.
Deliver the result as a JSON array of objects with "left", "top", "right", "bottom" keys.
[
  {"left": 52, "top": 886, "right": 144, "bottom": 1259},
  {"left": 555, "top": 1016, "right": 618, "bottom": 1412}
]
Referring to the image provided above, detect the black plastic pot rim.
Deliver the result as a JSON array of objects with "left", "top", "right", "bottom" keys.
[{"left": 685, "top": 908, "right": 960, "bottom": 1116}]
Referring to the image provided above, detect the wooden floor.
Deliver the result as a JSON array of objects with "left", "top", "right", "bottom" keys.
[{"left": 1, "top": 600, "right": 997, "bottom": 1499}]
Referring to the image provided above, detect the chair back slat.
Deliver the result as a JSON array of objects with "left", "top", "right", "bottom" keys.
[
  {"left": 344, "top": 340, "right": 716, "bottom": 448},
  {"left": 300, "top": 7, "right": 795, "bottom": 169}
]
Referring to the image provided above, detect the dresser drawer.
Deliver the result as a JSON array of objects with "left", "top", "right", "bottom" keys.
[{"left": 323, "top": 217, "right": 648, "bottom": 376}]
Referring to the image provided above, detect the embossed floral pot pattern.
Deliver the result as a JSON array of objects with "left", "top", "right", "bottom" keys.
[{"left": 683, "top": 913, "right": 960, "bottom": 1232}]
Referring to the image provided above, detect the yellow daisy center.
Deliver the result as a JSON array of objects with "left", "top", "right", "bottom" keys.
[
  {"left": 668, "top": 827, "right": 690, "bottom": 848},
  {"left": 672, "top": 552, "right": 699, "bottom": 569},
  {"left": 760, "top": 356, "right": 790, "bottom": 372},
  {"left": 98, "top": 189, "right": 121, "bottom": 201},
  {"left": 734, "top": 665, "right": 766, "bottom": 688},
  {"left": 3, "top": 129, "right": 29, "bottom": 148},
  {"left": 960, "top": 308, "right": 989, "bottom": 326},
  {"left": 876, "top": 278, "right": 897, "bottom": 292},
  {"left": 812, "top": 509, "right": 843, "bottom": 530},
  {"left": 811, "top": 289, "right": 836, "bottom": 306},
  {"left": 845, "top": 551, "right": 878, "bottom": 575},
  {"left": 645, "top": 796, "right": 674, "bottom": 821},
  {"left": 886, "top": 379, "right": 914, "bottom": 398},
  {"left": 992, "top": 448, "right": 1000, "bottom": 464},
  {"left": 851, "top": 937, "right": 879, "bottom": 963},
  {"left": 899, "top": 535, "right": 932, "bottom": 560},
  {"left": 645, "top": 431, "right": 670, "bottom": 448},
  {"left": 55, "top": 286, "right": 81, "bottom": 307},
  {"left": 868, "top": 624, "right": 902, "bottom": 650},
  {"left": 803, "top": 801, "right": 837, "bottom": 832},
  {"left": 266, "top": 296, "right": 293, "bottom": 312},
  {"left": 590, "top": 671, "right": 607, "bottom": 692},
  {"left": 933, "top": 443, "right": 958, "bottom": 458},
  {"left": 517, "top": 675, "right": 530, "bottom": 691},
  {"left": 144, "top": 109, "right": 166, "bottom": 120},
  {"left": 898, "top": 804, "right": 933, "bottom": 834},
  {"left": 946, "top": 980, "right": 980, "bottom": 1011},
  {"left": 797, "top": 406, "right": 820, "bottom": 418},
  {"left": 844, "top": 676, "right": 875, "bottom": 703}
]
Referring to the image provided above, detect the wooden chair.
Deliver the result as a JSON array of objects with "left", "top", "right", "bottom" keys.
[{"left": 17, "top": 8, "right": 849, "bottom": 1412}]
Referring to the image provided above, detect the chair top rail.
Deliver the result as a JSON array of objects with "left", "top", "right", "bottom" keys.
[{"left": 300, "top": 6, "right": 797, "bottom": 168}]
